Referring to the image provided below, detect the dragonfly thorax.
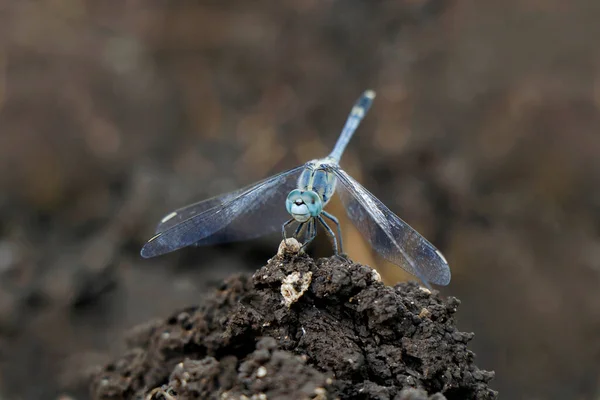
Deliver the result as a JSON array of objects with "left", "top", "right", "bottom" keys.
[
  {"left": 286, "top": 189, "right": 323, "bottom": 222},
  {"left": 298, "top": 160, "right": 337, "bottom": 206}
]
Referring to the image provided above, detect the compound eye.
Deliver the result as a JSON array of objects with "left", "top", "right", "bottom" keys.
[
  {"left": 303, "top": 191, "right": 319, "bottom": 204},
  {"left": 300, "top": 191, "right": 322, "bottom": 216}
]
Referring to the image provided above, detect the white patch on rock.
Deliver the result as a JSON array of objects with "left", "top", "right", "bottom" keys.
[
  {"left": 418, "top": 286, "right": 432, "bottom": 295},
  {"left": 256, "top": 366, "right": 267, "bottom": 378},
  {"left": 370, "top": 269, "right": 381, "bottom": 282},
  {"left": 280, "top": 271, "right": 313, "bottom": 307},
  {"left": 277, "top": 238, "right": 302, "bottom": 257}
]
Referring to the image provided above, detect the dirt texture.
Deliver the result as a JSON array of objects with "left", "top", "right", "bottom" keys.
[
  {"left": 2, "top": 1, "right": 600, "bottom": 399},
  {"left": 90, "top": 250, "right": 496, "bottom": 400}
]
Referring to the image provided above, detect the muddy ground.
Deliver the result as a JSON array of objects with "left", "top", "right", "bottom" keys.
[
  {"left": 1, "top": 1, "right": 600, "bottom": 399},
  {"left": 91, "top": 248, "right": 496, "bottom": 399}
]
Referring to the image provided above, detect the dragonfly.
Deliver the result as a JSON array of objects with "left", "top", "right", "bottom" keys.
[{"left": 141, "top": 90, "right": 451, "bottom": 287}]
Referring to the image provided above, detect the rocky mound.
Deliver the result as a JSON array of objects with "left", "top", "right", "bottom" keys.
[{"left": 90, "top": 243, "right": 497, "bottom": 399}]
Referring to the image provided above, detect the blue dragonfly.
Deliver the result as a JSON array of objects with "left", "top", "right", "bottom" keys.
[{"left": 141, "top": 91, "right": 451, "bottom": 287}]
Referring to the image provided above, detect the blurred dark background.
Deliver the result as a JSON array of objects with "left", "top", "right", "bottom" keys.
[{"left": 1, "top": 1, "right": 600, "bottom": 399}]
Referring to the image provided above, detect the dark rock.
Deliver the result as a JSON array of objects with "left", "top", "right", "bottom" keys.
[{"left": 90, "top": 253, "right": 497, "bottom": 399}]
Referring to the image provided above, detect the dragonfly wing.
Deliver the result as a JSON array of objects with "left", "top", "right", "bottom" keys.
[
  {"left": 327, "top": 166, "right": 451, "bottom": 286},
  {"left": 141, "top": 165, "right": 305, "bottom": 258},
  {"left": 156, "top": 183, "right": 261, "bottom": 233}
]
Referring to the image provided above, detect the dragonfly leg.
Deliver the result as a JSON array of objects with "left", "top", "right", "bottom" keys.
[
  {"left": 281, "top": 218, "right": 295, "bottom": 240},
  {"left": 293, "top": 222, "right": 306, "bottom": 239},
  {"left": 317, "top": 215, "right": 339, "bottom": 255},
  {"left": 322, "top": 211, "right": 344, "bottom": 254},
  {"left": 301, "top": 219, "right": 317, "bottom": 250}
]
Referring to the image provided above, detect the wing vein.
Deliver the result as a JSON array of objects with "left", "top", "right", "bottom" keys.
[{"left": 141, "top": 165, "right": 305, "bottom": 257}]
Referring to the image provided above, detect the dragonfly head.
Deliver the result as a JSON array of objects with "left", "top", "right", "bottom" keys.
[{"left": 286, "top": 189, "right": 322, "bottom": 222}]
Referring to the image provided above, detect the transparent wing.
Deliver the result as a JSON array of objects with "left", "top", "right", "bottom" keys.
[
  {"left": 141, "top": 165, "right": 305, "bottom": 258},
  {"left": 155, "top": 184, "right": 260, "bottom": 234},
  {"left": 327, "top": 166, "right": 451, "bottom": 286}
]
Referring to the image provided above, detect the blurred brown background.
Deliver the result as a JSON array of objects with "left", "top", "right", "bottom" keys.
[{"left": 1, "top": 1, "right": 600, "bottom": 399}]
